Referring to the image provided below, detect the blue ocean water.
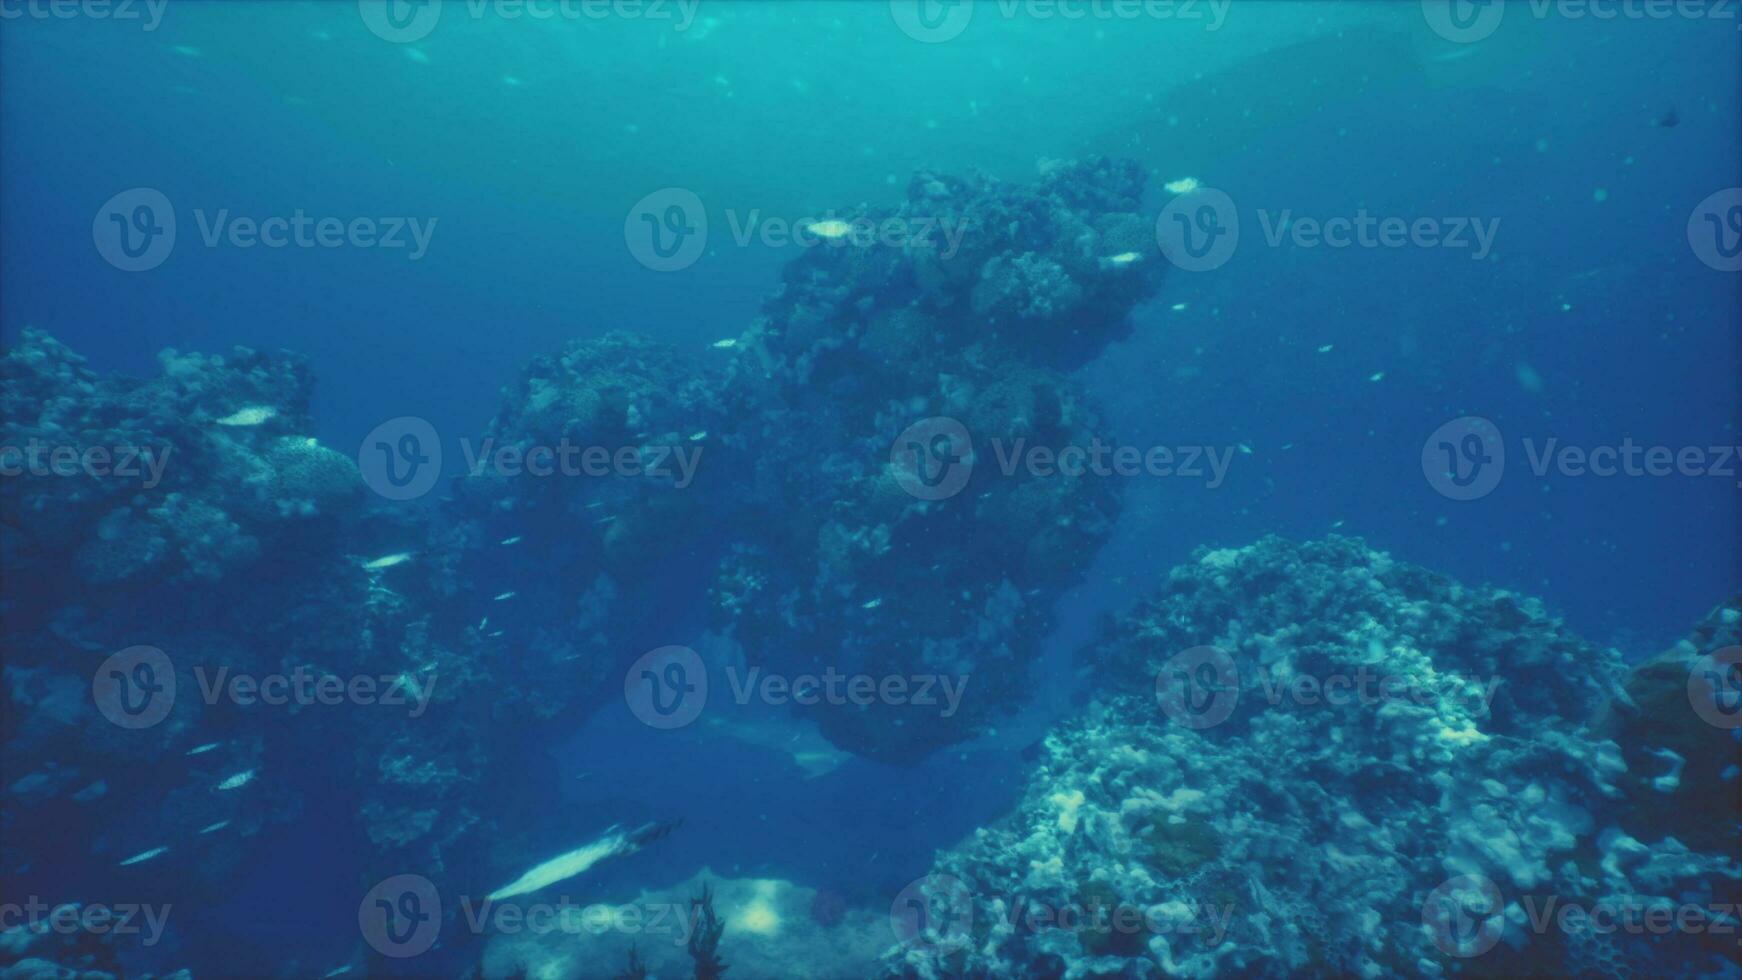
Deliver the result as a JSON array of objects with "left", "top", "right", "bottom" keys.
[{"left": 2, "top": 3, "right": 1739, "bottom": 979}]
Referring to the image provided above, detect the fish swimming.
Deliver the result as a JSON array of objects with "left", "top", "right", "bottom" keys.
[{"left": 486, "top": 820, "right": 681, "bottom": 901}]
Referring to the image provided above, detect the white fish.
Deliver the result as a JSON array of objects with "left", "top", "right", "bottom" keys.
[
  {"left": 500, "top": 536, "right": 523, "bottom": 546},
  {"left": 1368, "top": 371, "right": 1385, "bottom": 382},
  {"left": 478, "top": 616, "right": 489, "bottom": 631},
  {"left": 711, "top": 338, "right": 738, "bottom": 349},
  {"left": 1104, "top": 251, "right": 1142, "bottom": 267},
  {"left": 186, "top": 742, "right": 220, "bottom": 756},
  {"left": 1163, "top": 176, "right": 1201, "bottom": 194},
  {"left": 493, "top": 591, "right": 517, "bottom": 602},
  {"left": 198, "top": 821, "right": 230, "bottom": 835},
  {"left": 217, "top": 769, "right": 256, "bottom": 791},
  {"left": 1317, "top": 344, "right": 1333, "bottom": 353},
  {"left": 362, "top": 552, "right": 413, "bottom": 571},
  {"left": 216, "top": 406, "right": 276, "bottom": 427},
  {"left": 1171, "top": 302, "right": 1188, "bottom": 312},
  {"left": 689, "top": 431, "right": 708, "bottom": 442},
  {"left": 861, "top": 598, "right": 882, "bottom": 610},
  {"left": 805, "top": 219, "right": 853, "bottom": 240},
  {"left": 120, "top": 846, "right": 168, "bottom": 866},
  {"left": 487, "top": 828, "right": 634, "bottom": 900},
  {"left": 488, "top": 630, "right": 505, "bottom": 638}
]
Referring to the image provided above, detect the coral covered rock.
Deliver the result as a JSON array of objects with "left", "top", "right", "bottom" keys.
[{"left": 881, "top": 537, "right": 1740, "bottom": 979}]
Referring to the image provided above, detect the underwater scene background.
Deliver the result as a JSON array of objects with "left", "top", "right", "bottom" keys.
[{"left": 1, "top": 1, "right": 1739, "bottom": 978}]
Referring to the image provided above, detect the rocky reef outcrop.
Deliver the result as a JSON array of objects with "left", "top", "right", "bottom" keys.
[
  {"left": 880, "top": 537, "right": 1741, "bottom": 979},
  {"left": 707, "top": 158, "right": 1162, "bottom": 761},
  {"left": 1, "top": 159, "right": 1172, "bottom": 973}
]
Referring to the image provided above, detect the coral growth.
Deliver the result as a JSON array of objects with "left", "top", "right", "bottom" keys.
[{"left": 880, "top": 537, "right": 1741, "bottom": 979}]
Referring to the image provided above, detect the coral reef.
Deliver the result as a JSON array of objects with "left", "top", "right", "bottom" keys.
[
  {"left": 1594, "top": 595, "right": 1742, "bottom": 855},
  {"left": 707, "top": 158, "right": 1161, "bottom": 761},
  {"left": 880, "top": 537, "right": 1741, "bottom": 979},
  {"left": 0, "top": 158, "right": 1169, "bottom": 974},
  {"left": 10, "top": 155, "right": 1732, "bottom": 980}
]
